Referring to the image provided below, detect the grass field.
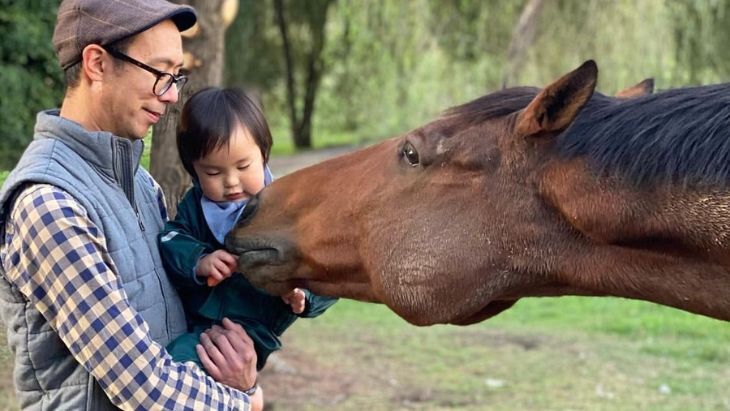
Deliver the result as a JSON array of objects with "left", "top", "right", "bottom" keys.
[
  {"left": 0, "top": 296, "right": 727, "bottom": 410},
  {"left": 256, "top": 297, "right": 729, "bottom": 411}
]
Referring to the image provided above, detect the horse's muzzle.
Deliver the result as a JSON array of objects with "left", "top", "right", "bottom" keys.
[{"left": 235, "top": 194, "right": 259, "bottom": 229}]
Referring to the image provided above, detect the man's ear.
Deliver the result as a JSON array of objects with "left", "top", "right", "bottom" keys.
[
  {"left": 515, "top": 60, "right": 598, "bottom": 137},
  {"left": 80, "top": 44, "right": 107, "bottom": 82}
]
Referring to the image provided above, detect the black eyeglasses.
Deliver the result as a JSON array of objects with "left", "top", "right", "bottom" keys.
[{"left": 102, "top": 46, "right": 188, "bottom": 96}]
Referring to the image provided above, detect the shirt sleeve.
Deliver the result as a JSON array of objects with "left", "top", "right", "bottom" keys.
[
  {"left": 300, "top": 289, "right": 339, "bottom": 318},
  {"left": 1, "top": 184, "right": 251, "bottom": 410}
]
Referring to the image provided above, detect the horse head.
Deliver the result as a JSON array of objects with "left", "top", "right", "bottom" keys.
[{"left": 228, "top": 60, "right": 730, "bottom": 325}]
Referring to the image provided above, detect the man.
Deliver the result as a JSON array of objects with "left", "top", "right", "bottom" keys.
[{"left": 0, "top": 0, "right": 262, "bottom": 409}]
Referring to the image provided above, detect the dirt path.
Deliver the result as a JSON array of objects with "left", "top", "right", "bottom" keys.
[{"left": 268, "top": 145, "right": 359, "bottom": 177}]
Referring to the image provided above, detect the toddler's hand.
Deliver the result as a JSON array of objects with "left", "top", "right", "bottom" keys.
[
  {"left": 281, "top": 288, "right": 306, "bottom": 314},
  {"left": 196, "top": 250, "right": 238, "bottom": 287}
]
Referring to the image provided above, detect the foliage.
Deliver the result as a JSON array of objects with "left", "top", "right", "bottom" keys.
[
  {"left": 225, "top": 0, "right": 283, "bottom": 94},
  {"left": 670, "top": 0, "right": 730, "bottom": 84},
  {"left": 0, "top": 0, "right": 64, "bottom": 169},
  {"left": 273, "top": 0, "right": 334, "bottom": 148},
  {"left": 2, "top": 1, "right": 730, "bottom": 171},
  {"left": 466, "top": 0, "right": 730, "bottom": 92},
  {"left": 222, "top": 0, "right": 730, "bottom": 151},
  {"left": 226, "top": 0, "right": 334, "bottom": 149},
  {"left": 225, "top": 1, "right": 288, "bottom": 141},
  {"left": 317, "top": 0, "right": 521, "bottom": 142}
]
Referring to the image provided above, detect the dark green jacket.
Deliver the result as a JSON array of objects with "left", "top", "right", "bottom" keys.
[{"left": 159, "top": 183, "right": 337, "bottom": 369}]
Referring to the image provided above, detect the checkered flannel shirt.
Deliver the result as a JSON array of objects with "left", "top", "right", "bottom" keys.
[{"left": 0, "top": 184, "right": 251, "bottom": 410}]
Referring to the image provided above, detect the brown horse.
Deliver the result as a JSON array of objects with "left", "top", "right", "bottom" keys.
[{"left": 227, "top": 60, "right": 730, "bottom": 326}]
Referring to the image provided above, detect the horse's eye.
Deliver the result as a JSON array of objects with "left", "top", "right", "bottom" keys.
[{"left": 402, "top": 142, "right": 420, "bottom": 166}]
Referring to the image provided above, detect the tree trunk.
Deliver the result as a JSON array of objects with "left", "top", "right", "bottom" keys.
[
  {"left": 273, "top": 0, "right": 301, "bottom": 146},
  {"left": 297, "top": 15, "right": 327, "bottom": 148},
  {"left": 273, "top": 0, "right": 333, "bottom": 149},
  {"left": 151, "top": 0, "right": 237, "bottom": 217},
  {"left": 502, "top": 0, "right": 545, "bottom": 88}
]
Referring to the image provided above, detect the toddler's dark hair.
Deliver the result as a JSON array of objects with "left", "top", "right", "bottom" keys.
[{"left": 177, "top": 87, "right": 273, "bottom": 177}]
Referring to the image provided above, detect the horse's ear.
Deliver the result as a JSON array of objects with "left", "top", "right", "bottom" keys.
[
  {"left": 615, "top": 78, "right": 654, "bottom": 98},
  {"left": 515, "top": 60, "right": 598, "bottom": 137}
]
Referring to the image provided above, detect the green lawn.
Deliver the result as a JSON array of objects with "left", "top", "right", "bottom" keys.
[
  {"left": 260, "top": 297, "right": 729, "bottom": 410},
  {"left": 0, "top": 283, "right": 726, "bottom": 409}
]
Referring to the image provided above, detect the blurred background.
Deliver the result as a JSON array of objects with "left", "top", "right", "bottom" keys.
[
  {"left": 3, "top": 0, "right": 730, "bottom": 170},
  {"left": 1, "top": 1, "right": 729, "bottom": 409}
]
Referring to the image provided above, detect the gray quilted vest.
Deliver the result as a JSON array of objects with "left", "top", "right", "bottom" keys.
[{"left": 0, "top": 110, "right": 187, "bottom": 410}]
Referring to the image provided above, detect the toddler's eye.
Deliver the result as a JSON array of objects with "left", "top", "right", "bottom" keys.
[
  {"left": 237, "top": 164, "right": 250, "bottom": 170},
  {"left": 205, "top": 171, "right": 220, "bottom": 176}
]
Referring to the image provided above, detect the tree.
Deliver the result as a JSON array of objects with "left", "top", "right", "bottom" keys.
[
  {"left": 219, "top": 0, "right": 730, "bottom": 158},
  {"left": 0, "top": 0, "right": 64, "bottom": 169},
  {"left": 151, "top": 0, "right": 238, "bottom": 217},
  {"left": 224, "top": 0, "right": 281, "bottom": 93},
  {"left": 502, "top": 0, "right": 545, "bottom": 87},
  {"left": 274, "top": 0, "right": 335, "bottom": 149},
  {"left": 671, "top": 0, "right": 730, "bottom": 84}
]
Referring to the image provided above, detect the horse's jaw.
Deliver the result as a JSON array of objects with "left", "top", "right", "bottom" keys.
[
  {"left": 388, "top": 299, "right": 519, "bottom": 327},
  {"left": 441, "top": 283, "right": 605, "bottom": 326},
  {"left": 448, "top": 300, "right": 519, "bottom": 325}
]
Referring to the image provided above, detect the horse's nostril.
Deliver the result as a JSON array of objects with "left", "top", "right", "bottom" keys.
[{"left": 237, "top": 195, "right": 259, "bottom": 227}]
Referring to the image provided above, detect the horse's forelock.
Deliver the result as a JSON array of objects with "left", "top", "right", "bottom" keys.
[{"left": 443, "top": 87, "right": 540, "bottom": 126}]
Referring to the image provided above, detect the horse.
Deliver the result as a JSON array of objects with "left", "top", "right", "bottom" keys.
[{"left": 226, "top": 60, "right": 730, "bottom": 326}]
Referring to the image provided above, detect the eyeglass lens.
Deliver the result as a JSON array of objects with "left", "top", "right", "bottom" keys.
[{"left": 154, "top": 74, "right": 187, "bottom": 96}]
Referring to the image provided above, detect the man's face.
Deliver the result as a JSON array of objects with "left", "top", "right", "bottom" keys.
[{"left": 100, "top": 20, "right": 184, "bottom": 139}]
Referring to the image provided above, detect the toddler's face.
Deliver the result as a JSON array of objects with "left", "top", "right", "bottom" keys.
[{"left": 193, "top": 125, "right": 265, "bottom": 202}]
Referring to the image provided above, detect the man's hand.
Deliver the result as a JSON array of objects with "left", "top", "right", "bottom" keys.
[
  {"left": 196, "top": 250, "right": 238, "bottom": 286},
  {"left": 281, "top": 288, "right": 306, "bottom": 314},
  {"left": 196, "top": 318, "right": 257, "bottom": 391}
]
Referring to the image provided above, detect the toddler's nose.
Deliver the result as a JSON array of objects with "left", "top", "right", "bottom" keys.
[{"left": 224, "top": 173, "right": 239, "bottom": 187}]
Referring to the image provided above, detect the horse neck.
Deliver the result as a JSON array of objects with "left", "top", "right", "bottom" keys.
[{"left": 564, "top": 244, "right": 730, "bottom": 322}]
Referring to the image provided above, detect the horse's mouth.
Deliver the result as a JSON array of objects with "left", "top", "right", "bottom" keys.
[
  {"left": 236, "top": 248, "right": 282, "bottom": 267},
  {"left": 225, "top": 233, "right": 286, "bottom": 267},
  {"left": 227, "top": 245, "right": 291, "bottom": 293}
]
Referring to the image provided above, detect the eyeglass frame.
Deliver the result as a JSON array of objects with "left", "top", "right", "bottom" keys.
[{"left": 101, "top": 45, "right": 188, "bottom": 96}]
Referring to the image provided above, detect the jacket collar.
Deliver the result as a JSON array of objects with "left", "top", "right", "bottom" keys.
[{"left": 33, "top": 109, "right": 144, "bottom": 181}]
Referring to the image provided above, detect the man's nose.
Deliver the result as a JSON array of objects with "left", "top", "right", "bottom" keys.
[{"left": 159, "top": 84, "right": 179, "bottom": 104}]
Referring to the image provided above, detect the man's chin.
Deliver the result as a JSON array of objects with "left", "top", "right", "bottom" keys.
[{"left": 131, "top": 126, "right": 152, "bottom": 140}]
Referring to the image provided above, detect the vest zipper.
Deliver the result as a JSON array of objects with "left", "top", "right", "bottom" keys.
[
  {"left": 135, "top": 209, "right": 146, "bottom": 231},
  {"left": 113, "top": 139, "right": 145, "bottom": 232}
]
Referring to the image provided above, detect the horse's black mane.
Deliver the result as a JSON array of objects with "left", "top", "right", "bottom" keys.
[
  {"left": 560, "top": 83, "right": 730, "bottom": 188},
  {"left": 448, "top": 83, "right": 730, "bottom": 188}
]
